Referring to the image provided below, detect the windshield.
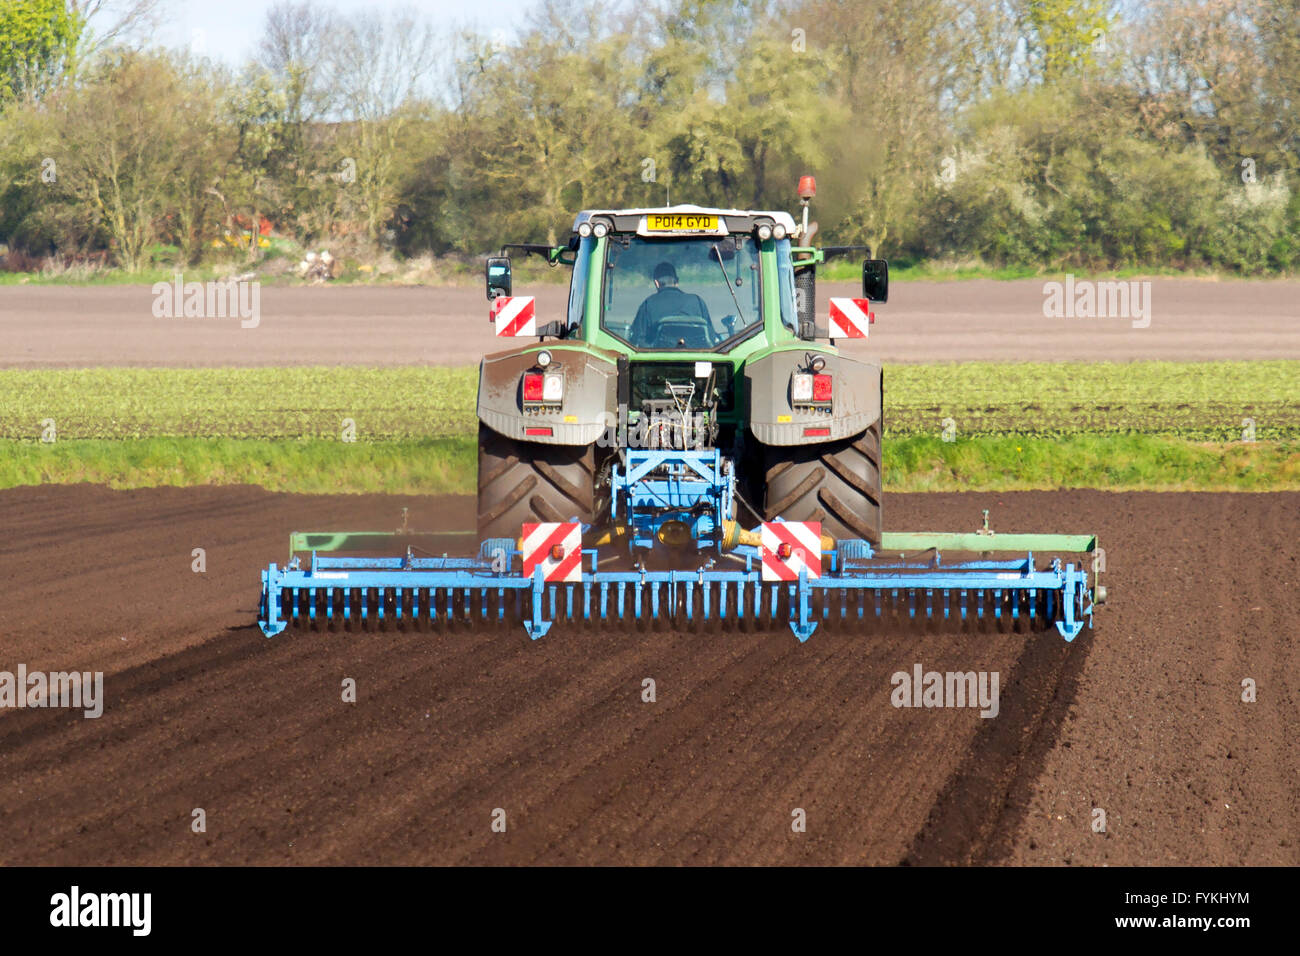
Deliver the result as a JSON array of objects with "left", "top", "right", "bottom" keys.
[{"left": 600, "top": 235, "right": 762, "bottom": 351}]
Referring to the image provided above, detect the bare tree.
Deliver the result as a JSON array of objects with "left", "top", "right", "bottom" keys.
[
  {"left": 327, "top": 7, "right": 441, "bottom": 121},
  {"left": 326, "top": 6, "right": 442, "bottom": 240},
  {"left": 73, "top": 0, "right": 167, "bottom": 51},
  {"left": 257, "top": 0, "right": 338, "bottom": 121}
]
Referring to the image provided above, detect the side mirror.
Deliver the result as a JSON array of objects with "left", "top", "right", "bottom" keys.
[
  {"left": 862, "top": 259, "right": 888, "bottom": 303},
  {"left": 486, "top": 256, "right": 512, "bottom": 301}
]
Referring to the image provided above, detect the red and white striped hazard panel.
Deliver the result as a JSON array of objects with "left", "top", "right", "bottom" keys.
[
  {"left": 827, "top": 297, "right": 873, "bottom": 338},
  {"left": 760, "top": 521, "right": 822, "bottom": 582},
  {"left": 520, "top": 522, "right": 582, "bottom": 582},
  {"left": 493, "top": 296, "right": 536, "bottom": 337}
]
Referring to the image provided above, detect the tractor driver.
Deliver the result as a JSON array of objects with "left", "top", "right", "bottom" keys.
[{"left": 630, "top": 261, "right": 712, "bottom": 348}]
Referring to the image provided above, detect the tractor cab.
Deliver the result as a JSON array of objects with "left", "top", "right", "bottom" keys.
[
  {"left": 569, "top": 205, "right": 801, "bottom": 355},
  {"left": 487, "top": 204, "right": 805, "bottom": 358}
]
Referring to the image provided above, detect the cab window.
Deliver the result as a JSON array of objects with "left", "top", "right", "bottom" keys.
[{"left": 600, "top": 235, "right": 762, "bottom": 351}]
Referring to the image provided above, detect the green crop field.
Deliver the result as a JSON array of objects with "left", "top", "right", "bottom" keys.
[
  {"left": 1, "top": 361, "right": 1296, "bottom": 494},
  {"left": 884, "top": 361, "right": 1298, "bottom": 441},
  {"left": 0, "top": 367, "right": 478, "bottom": 440}
]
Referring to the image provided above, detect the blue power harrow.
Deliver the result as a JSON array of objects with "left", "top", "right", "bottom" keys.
[{"left": 258, "top": 448, "right": 1103, "bottom": 642}]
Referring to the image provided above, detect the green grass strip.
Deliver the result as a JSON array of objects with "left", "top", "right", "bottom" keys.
[
  {"left": 886, "top": 435, "right": 1299, "bottom": 492},
  {"left": 2, "top": 435, "right": 1295, "bottom": 496},
  {"left": 0, "top": 437, "right": 476, "bottom": 496}
]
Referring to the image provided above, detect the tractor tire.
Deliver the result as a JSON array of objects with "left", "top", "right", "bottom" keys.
[
  {"left": 761, "top": 422, "right": 883, "bottom": 545},
  {"left": 476, "top": 424, "right": 597, "bottom": 541}
]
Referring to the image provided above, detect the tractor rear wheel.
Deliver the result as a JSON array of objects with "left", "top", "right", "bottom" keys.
[
  {"left": 476, "top": 424, "right": 597, "bottom": 540},
  {"left": 761, "top": 422, "right": 883, "bottom": 545}
]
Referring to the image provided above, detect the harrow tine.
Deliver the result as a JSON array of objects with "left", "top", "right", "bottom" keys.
[
  {"left": 734, "top": 581, "right": 748, "bottom": 632},
  {"left": 685, "top": 580, "right": 699, "bottom": 633},
  {"left": 578, "top": 582, "right": 591, "bottom": 631},
  {"left": 616, "top": 582, "right": 628, "bottom": 624},
  {"left": 720, "top": 581, "right": 735, "bottom": 632},
  {"left": 632, "top": 581, "right": 645, "bottom": 631}
]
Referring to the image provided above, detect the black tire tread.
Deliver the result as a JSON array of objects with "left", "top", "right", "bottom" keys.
[
  {"left": 760, "top": 422, "right": 883, "bottom": 545},
  {"left": 477, "top": 424, "right": 596, "bottom": 540}
]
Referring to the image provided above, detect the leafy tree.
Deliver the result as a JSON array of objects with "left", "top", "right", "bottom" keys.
[
  {"left": 0, "top": 0, "right": 83, "bottom": 102},
  {"left": 37, "top": 52, "right": 233, "bottom": 269},
  {"left": 1025, "top": 0, "right": 1112, "bottom": 82},
  {"left": 449, "top": 15, "right": 647, "bottom": 247}
]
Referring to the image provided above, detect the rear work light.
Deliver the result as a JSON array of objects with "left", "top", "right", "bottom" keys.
[{"left": 791, "top": 373, "right": 812, "bottom": 402}]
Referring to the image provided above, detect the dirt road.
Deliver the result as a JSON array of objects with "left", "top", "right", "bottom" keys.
[
  {"left": 1, "top": 485, "right": 1294, "bottom": 865},
  {"left": 2, "top": 279, "right": 1297, "bottom": 367}
]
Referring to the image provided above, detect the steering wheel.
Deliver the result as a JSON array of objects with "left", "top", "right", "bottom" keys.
[{"left": 653, "top": 313, "right": 716, "bottom": 349}]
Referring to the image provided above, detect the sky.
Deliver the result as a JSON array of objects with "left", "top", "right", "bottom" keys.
[{"left": 150, "top": 0, "right": 537, "bottom": 66}]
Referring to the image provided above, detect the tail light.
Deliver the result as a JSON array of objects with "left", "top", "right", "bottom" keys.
[
  {"left": 523, "top": 371, "right": 563, "bottom": 405},
  {"left": 792, "top": 372, "right": 832, "bottom": 406},
  {"left": 523, "top": 372, "right": 544, "bottom": 402}
]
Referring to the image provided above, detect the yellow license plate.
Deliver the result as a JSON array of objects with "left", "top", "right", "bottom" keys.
[{"left": 646, "top": 213, "right": 719, "bottom": 232}]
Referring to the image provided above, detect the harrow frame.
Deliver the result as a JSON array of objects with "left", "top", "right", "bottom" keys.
[{"left": 258, "top": 529, "right": 1099, "bottom": 642}]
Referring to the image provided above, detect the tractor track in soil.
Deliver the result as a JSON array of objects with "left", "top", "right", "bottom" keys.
[{"left": 0, "top": 485, "right": 1296, "bottom": 865}]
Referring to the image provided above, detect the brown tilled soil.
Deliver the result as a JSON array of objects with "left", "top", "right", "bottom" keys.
[
  {"left": 3, "top": 279, "right": 1299, "bottom": 367},
  {"left": 0, "top": 485, "right": 1296, "bottom": 865}
]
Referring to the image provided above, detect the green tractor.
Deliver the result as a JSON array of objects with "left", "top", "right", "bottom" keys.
[
  {"left": 257, "top": 179, "right": 1100, "bottom": 641},
  {"left": 477, "top": 180, "right": 890, "bottom": 551}
]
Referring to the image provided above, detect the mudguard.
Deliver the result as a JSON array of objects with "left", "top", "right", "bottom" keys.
[
  {"left": 477, "top": 346, "right": 616, "bottom": 445},
  {"left": 745, "top": 349, "right": 882, "bottom": 446}
]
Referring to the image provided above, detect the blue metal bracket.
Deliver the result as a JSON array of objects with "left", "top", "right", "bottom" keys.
[
  {"left": 1054, "top": 562, "right": 1084, "bottom": 641},
  {"left": 260, "top": 563, "right": 288, "bottom": 636},
  {"left": 791, "top": 567, "right": 817, "bottom": 643},
  {"left": 524, "top": 564, "right": 553, "bottom": 640}
]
